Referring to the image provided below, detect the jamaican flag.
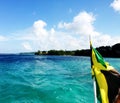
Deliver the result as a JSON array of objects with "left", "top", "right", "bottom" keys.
[{"left": 90, "top": 42, "right": 120, "bottom": 103}]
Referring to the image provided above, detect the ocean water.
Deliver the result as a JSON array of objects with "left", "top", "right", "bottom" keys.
[{"left": 0, "top": 55, "right": 120, "bottom": 103}]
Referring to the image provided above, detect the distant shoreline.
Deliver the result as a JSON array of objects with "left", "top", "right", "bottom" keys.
[
  {"left": 35, "top": 43, "right": 120, "bottom": 58},
  {"left": 1, "top": 43, "right": 119, "bottom": 58}
]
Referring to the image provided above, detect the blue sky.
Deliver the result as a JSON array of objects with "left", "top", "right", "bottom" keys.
[{"left": 0, "top": 0, "right": 120, "bottom": 53}]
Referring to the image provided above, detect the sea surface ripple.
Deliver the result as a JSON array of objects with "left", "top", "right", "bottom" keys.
[{"left": 0, "top": 55, "right": 120, "bottom": 103}]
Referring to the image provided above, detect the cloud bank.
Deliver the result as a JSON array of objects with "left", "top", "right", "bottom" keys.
[{"left": 0, "top": 11, "right": 120, "bottom": 53}]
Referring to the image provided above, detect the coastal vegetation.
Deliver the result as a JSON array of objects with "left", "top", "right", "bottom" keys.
[{"left": 35, "top": 43, "right": 120, "bottom": 58}]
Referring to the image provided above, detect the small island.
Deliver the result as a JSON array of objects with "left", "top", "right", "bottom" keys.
[{"left": 35, "top": 43, "right": 120, "bottom": 58}]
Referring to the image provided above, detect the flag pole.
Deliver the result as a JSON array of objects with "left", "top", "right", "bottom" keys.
[
  {"left": 89, "top": 36, "right": 97, "bottom": 103},
  {"left": 93, "top": 77, "right": 97, "bottom": 103}
]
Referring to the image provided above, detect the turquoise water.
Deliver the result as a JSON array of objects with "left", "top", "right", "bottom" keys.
[{"left": 0, "top": 55, "right": 120, "bottom": 103}]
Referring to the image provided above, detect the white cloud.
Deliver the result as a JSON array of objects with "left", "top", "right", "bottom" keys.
[
  {"left": 33, "top": 20, "right": 48, "bottom": 43},
  {"left": 0, "top": 35, "right": 8, "bottom": 41},
  {"left": 22, "top": 42, "right": 33, "bottom": 51},
  {"left": 33, "top": 20, "right": 47, "bottom": 36},
  {"left": 57, "top": 11, "right": 120, "bottom": 48},
  {"left": 58, "top": 11, "right": 99, "bottom": 36},
  {"left": 1, "top": 11, "right": 120, "bottom": 53},
  {"left": 110, "top": 0, "right": 120, "bottom": 13}
]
